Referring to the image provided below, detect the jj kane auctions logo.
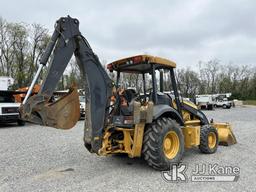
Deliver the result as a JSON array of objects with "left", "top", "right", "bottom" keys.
[{"left": 162, "top": 163, "right": 240, "bottom": 182}]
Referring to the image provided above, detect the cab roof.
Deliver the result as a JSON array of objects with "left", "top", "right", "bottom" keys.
[{"left": 107, "top": 55, "right": 176, "bottom": 73}]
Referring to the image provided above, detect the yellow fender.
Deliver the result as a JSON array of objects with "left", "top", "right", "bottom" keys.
[{"left": 212, "top": 123, "right": 237, "bottom": 146}]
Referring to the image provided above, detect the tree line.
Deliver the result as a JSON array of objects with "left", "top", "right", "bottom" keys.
[
  {"left": 176, "top": 60, "right": 256, "bottom": 100},
  {"left": 0, "top": 18, "right": 255, "bottom": 100},
  {"left": 0, "top": 17, "right": 82, "bottom": 90},
  {"left": 105, "top": 59, "right": 256, "bottom": 100},
  {"left": 0, "top": 17, "right": 49, "bottom": 89}
]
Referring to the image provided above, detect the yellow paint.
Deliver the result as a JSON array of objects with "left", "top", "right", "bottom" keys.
[
  {"left": 208, "top": 132, "right": 217, "bottom": 149},
  {"left": 108, "top": 54, "right": 176, "bottom": 68},
  {"left": 163, "top": 131, "right": 180, "bottom": 159},
  {"left": 98, "top": 123, "right": 146, "bottom": 157},
  {"left": 182, "top": 100, "right": 198, "bottom": 109},
  {"left": 212, "top": 123, "right": 237, "bottom": 146},
  {"left": 130, "top": 122, "right": 145, "bottom": 158},
  {"left": 182, "top": 126, "right": 200, "bottom": 148}
]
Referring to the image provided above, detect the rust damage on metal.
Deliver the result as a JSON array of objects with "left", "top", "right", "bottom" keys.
[{"left": 20, "top": 86, "right": 80, "bottom": 129}]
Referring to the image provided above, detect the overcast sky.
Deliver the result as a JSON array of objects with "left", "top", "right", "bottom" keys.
[{"left": 1, "top": 0, "right": 256, "bottom": 68}]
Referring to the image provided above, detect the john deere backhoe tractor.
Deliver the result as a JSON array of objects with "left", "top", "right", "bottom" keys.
[{"left": 20, "top": 16, "right": 236, "bottom": 170}]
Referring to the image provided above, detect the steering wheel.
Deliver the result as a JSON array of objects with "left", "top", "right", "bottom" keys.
[{"left": 134, "top": 88, "right": 153, "bottom": 104}]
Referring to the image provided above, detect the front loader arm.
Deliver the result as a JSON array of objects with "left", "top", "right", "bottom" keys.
[{"left": 20, "top": 16, "right": 113, "bottom": 153}]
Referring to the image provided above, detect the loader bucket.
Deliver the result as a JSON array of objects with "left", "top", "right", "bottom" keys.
[{"left": 212, "top": 123, "right": 237, "bottom": 146}]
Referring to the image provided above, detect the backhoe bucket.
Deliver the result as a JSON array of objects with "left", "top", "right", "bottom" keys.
[
  {"left": 44, "top": 88, "right": 80, "bottom": 129},
  {"left": 212, "top": 123, "right": 237, "bottom": 146},
  {"left": 20, "top": 87, "right": 80, "bottom": 129}
]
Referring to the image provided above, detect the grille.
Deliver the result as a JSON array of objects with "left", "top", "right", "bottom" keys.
[{"left": 2, "top": 107, "right": 19, "bottom": 114}]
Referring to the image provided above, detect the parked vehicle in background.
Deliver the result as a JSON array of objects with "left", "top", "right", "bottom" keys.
[
  {"left": 0, "top": 91, "right": 25, "bottom": 126},
  {"left": 213, "top": 93, "right": 233, "bottom": 109},
  {"left": 79, "top": 95, "right": 85, "bottom": 118},
  {"left": 0, "top": 76, "right": 14, "bottom": 91},
  {"left": 195, "top": 94, "right": 214, "bottom": 110},
  {"left": 14, "top": 84, "right": 41, "bottom": 103},
  {"left": 215, "top": 98, "right": 232, "bottom": 109}
]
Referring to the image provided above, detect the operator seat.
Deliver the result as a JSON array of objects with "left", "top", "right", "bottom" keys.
[{"left": 119, "top": 88, "right": 136, "bottom": 116}]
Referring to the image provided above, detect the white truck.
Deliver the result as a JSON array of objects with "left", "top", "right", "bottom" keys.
[
  {"left": 0, "top": 91, "right": 25, "bottom": 125},
  {"left": 213, "top": 94, "right": 233, "bottom": 109},
  {"left": 195, "top": 94, "right": 214, "bottom": 110},
  {"left": 214, "top": 98, "right": 232, "bottom": 108},
  {"left": 0, "top": 77, "right": 24, "bottom": 125},
  {"left": 79, "top": 95, "right": 86, "bottom": 118}
]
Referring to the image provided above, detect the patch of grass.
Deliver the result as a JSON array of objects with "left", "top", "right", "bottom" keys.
[{"left": 243, "top": 100, "right": 256, "bottom": 105}]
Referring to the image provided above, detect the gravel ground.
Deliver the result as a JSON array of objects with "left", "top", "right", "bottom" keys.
[{"left": 0, "top": 106, "right": 256, "bottom": 192}]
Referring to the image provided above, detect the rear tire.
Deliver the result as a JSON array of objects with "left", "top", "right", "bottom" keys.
[
  {"left": 207, "top": 104, "right": 213, "bottom": 110},
  {"left": 142, "top": 117, "right": 184, "bottom": 170},
  {"left": 199, "top": 125, "right": 218, "bottom": 154}
]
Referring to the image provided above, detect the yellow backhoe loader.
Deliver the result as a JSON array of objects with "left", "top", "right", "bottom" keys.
[{"left": 20, "top": 16, "right": 236, "bottom": 170}]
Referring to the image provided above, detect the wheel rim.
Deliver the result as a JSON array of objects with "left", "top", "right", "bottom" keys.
[
  {"left": 208, "top": 132, "right": 217, "bottom": 149},
  {"left": 163, "top": 131, "right": 180, "bottom": 159}
]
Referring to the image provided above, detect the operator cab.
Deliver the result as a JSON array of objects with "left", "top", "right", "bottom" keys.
[{"left": 107, "top": 55, "right": 182, "bottom": 124}]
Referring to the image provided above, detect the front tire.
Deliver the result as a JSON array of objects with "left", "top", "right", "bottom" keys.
[
  {"left": 142, "top": 117, "right": 184, "bottom": 170},
  {"left": 199, "top": 125, "right": 218, "bottom": 154}
]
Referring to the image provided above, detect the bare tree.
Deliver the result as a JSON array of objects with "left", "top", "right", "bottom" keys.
[
  {"left": 25, "top": 24, "right": 49, "bottom": 85},
  {"left": 0, "top": 18, "right": 16, "bottom": 76},
  {"left": 177, "top": 68, "right": 200, "bottom": 97},
  {"left": 9, "top": 22, "right": 29, "bottom": 87},
  {"left": 199, "top": 59, "right": 220, "bottom": 94}
]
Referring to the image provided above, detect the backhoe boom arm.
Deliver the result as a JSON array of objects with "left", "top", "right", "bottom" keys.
[{"left": 20, "top": 16, "right": 113, "bottom": 152}]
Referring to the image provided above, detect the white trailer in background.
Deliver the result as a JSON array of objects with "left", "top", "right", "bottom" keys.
[
  {"left": 195, "top": 94, "right": 214, "bottom": 110},
  {"left": 0, "top": 76, "right": 14, "bottom": 90}
]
